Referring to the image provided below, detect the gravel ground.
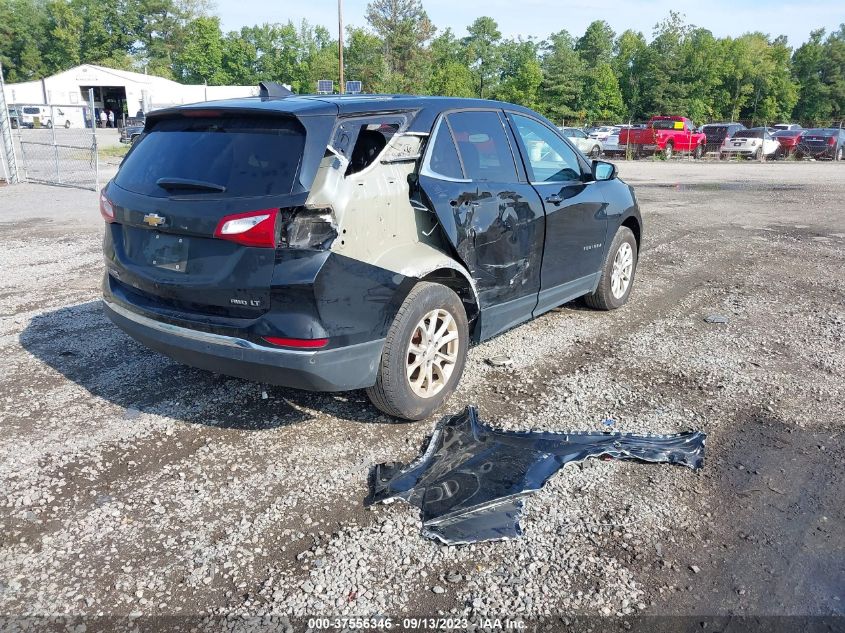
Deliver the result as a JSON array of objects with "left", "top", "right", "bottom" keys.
[{"left": 0, "top": 161, "right": 843, "bottom": 628}]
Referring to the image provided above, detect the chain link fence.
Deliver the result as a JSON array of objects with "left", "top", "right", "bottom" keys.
[{"left": 11, "top": 101, "right": 100, "bottom": 190}]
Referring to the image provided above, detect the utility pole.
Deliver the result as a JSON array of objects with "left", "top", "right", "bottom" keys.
[{"left": 338, "top": 0, "right": 345, "bottom": 94}]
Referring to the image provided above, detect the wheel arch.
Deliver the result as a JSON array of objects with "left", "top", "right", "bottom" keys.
[
  {"left": 621, "top": 214, "right": 642, "bottom": 252},
  {"left": 419, "top": 267, "right": 480, "bottom": 341}
]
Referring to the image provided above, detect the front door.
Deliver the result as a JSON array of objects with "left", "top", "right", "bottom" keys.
[
  {"left": 507, "top": 113, "right": 608, "bottom": 314},
  {"left": 419, "top": 109, "right": 545, "bottom": 339}
]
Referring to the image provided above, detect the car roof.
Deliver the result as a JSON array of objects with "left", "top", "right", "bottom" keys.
[{"left": 152, "top": 94, "right": 547, "bottom": 133}]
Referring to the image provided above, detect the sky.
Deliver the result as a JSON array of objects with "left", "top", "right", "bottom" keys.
[{"left": 214, "top": 0, "right": 843, "bottom": 47}]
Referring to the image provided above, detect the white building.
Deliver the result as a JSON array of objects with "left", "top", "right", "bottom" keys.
[{"left": 3, "top": 64, "right": 259, "bottom": 125}]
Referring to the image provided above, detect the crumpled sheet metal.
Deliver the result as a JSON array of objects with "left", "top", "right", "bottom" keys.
[{"left": 366, "top": 406, "right": 706, "bottom": 545}]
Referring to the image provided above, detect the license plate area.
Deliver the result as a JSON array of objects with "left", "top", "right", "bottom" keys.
[{"left": 143, "top": 233, "right": 189, "bottom": 272}]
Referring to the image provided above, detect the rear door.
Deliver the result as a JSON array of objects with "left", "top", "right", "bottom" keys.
[
  {"left": 506, "top": 113, "right": 608, "bottom": 313},
  {"left": 105, "top": 112, "right": 312, "bottom": 318},
  {"left": 418, "top": 109, "right": 545, "bottom": 339}
]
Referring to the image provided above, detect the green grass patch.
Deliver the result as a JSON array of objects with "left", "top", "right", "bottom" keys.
[{"left": 98, "top": 144, "right": 130, "bottom": 160}]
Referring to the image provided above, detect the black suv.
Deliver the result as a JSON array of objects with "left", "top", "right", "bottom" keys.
[
  {"left": 700, "top": 122, "right": 746, "bottom": 153},
  {"left": 101, "top": 94, "right": 643, "bottom": 419}
]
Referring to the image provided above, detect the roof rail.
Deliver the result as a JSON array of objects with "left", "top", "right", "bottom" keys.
[{"left": 258, "top": 81, "right": 293, "bottom": 99}]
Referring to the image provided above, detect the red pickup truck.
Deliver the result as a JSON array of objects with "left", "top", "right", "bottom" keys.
[{"left": 618, "top": 116, "right": 706, "bottom": 159}]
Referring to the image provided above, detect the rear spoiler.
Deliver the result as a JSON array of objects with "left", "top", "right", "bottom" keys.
[{"left": 259, "top": 81, "right": 294, "bottom": 99}]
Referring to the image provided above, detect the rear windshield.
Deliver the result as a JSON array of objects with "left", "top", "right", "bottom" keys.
[
  {"left": 23, "top": 107, "right": 40, "bottom": 114},
  {"left": 652, "top": 119, "right": 685, "bottom": 130},
  {"left": 115, "top": 115, "right": 305, "bottom": 198},
  {"left": 733, "top": 129, "right": 767, "bottom": 139},
  {"left": 703, "top": 125, "right": 728, "bottom": 135},
  {"left": 804, "top": 128, "right": 836, "bottom": 136}
]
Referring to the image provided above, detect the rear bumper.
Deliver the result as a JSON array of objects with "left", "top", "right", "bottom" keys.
[{"left": 103, "top": 299, "right": 385, "bottom": 392}]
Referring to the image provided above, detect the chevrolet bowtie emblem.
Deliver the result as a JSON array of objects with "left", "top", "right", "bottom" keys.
[{"left": 143, "top": 213, "right": 166, "bottom": 227}]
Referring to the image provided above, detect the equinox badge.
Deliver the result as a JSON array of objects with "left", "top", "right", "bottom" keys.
[{"left": 143, "top": 213, "right": 166, "bottom": 227}]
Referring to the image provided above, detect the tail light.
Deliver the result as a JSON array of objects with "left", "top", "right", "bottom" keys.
[
  {"left": 99, "top": 189, "right": 115, "bottom": 223},
  {"left": 262, "top": 336, "right": 329, "bottom": 349},
  {"left": 214, "top": 209, "right": 279, "bottom": 248},
  {"left": 829, "top": 137, "right": 837, "bottom": 146},
  {"left": 280, "top": 207, "right": 337, "bottom": 250},
  {"left": 214, "top": 207, "right": 338, "bottom": 250}
]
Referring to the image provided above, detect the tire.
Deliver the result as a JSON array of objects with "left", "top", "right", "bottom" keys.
[
  {"left": 366, "top": 282, "right": 469, "bottom": 420},
  {"left": 584, "top": 226, "right": 638, "bottom": 311},
  {"left": 45, "top": 120, "right": 53, "bottom": 129},
  {"left": 663, "top": 141, "right": 673, "bottom": 160},
  {"left": 754, "top": 147, "right": 763, "bottom": 161},
  {"left": 590, "top": 145, "right": 600, "bottom": 158},
  {"left": 836, "top": 147, "right": 843, "bottom": 162},
  {"left": 131, "top": 134, "right": 140, "bottom": 144},
  {"left": 693, "top": 143, "right": 703, "bottom": 159},
  {"left": 64, "top": 120, "right": 71, "bottom": 128}
]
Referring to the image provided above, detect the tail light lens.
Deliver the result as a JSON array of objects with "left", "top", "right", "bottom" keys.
[
  {"left": 99, "top": 190, "right": 115, "bottom": 223},
  {"left": 214, "top": 209, "right": 279, "bottom": 248},
  {"left": 262, "top": 336, "right": 329, "bottom": 349},
  {"left": 829, "top": 137, "right": 837, "bottom": 146}
]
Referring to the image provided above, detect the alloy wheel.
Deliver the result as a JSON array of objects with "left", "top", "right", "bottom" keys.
[
  {"left": 406, "top": 308, "right": 459, "bottom": 398},
  {"left": 610, "top": 242, "right": 634, "bottom": 299}
]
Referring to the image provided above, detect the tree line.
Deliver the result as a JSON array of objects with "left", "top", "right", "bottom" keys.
[{"left": 1, "top": 0, "right": 843, "bottom": 125}]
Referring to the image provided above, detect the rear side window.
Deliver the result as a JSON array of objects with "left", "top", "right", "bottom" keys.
[
  {"left": 427, "top": 119, "right": 464, "bottom": 179},
  {"left": 115, "top": 115, "right": 305, "bottom": 198},
  {"left": 447, "top": 111, "right": 517, "bottom": 182}
]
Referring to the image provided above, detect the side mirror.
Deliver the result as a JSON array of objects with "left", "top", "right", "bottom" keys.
[{"left": 592, "top": 159, "right": 617, "bottom": 181}]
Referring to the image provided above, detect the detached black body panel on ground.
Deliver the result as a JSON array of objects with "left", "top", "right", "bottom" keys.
[{"left": 367, "top": 406, "right": 706, "bottom": 544}]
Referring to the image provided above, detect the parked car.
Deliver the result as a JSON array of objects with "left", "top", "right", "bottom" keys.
[
  {"left": 773, "top": 123, "right": 803, "bottom": 132},
  {"left": 602, "top": 125, "right": 635, "bottom": 156},
  {"left": 100, "top": 94, "right": 643, "bottom": 419},
  {"left": 557, "top": 127, "right": 603, "bottom": 157},
  {"left": 700, "top": 122, "right": 746, "bottom": 153},
  {"left": 618, "top": 116, "right": 706, "bottom": 159},
  {"left": 772, "top": 129, "right": 805, "bottom": 158},
  {"left": 119, "top": 120, "right": 145, "bottom": 144},
  {"left": 796, "top": 128, "right": 845, "bottom": 161},
  {"left": 589, "top": 126, "right": 619, "bottom": 142},
  {"left": 719, "top": 127, "right": 780, "bottom": 159}
]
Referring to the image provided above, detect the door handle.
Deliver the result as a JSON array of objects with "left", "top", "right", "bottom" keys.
[{"left": 546, "top": 194, "right": 563, "bottom": 205}]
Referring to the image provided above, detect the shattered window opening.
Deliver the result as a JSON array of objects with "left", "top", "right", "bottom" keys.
[
  {"left": 345, "top": 123, "right": 400, "bottom": 175},
  {"left": 366, "top": 405, "right": 706, "bottom": 545}
]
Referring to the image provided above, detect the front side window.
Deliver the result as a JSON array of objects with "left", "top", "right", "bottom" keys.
[
  {"left": 446, "top": 111, "right": 517, "bottom": 182},
  {"left": 511, "top": 115, "right": 582, "bottom": 183}
]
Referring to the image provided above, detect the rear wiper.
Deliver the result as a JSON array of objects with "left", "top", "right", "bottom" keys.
[{"left": 156, "top": 177, "right": 226, "bottom": 193}]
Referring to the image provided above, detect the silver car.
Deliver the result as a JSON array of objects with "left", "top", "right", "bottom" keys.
[
  {"left": 589, "top": 125, "right": 619, "bottom": 142},
  {"left": 558, "top": 127, "right": 603, "bottom": 158}
]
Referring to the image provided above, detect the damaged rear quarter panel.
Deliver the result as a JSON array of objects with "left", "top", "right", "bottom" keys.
[{"left": 293, "top": 121, "right": 480, "bottom": 342}]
